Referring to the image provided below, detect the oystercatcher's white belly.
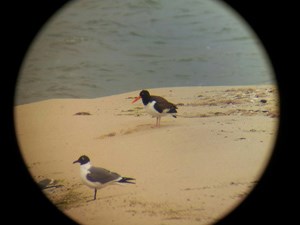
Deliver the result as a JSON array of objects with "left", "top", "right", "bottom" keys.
[{"left": 145, "top": 101, "right": 168, "bottom": 117}]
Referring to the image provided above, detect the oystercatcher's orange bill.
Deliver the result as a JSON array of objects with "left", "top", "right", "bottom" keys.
[{"left": 132, "top": 96, "right": 141, "bottom": 103}]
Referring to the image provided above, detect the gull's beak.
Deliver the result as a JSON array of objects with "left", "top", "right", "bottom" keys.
[
  {"left": 73, "top": 159, "right": 79, "bottom": 164},
  {"left": 132, "top": 96, "right": 141, "bottom": 104}
]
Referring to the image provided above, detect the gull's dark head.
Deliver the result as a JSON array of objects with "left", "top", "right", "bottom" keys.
[{"left": 73, "top": 155, "right": 90, "bottom": 165}]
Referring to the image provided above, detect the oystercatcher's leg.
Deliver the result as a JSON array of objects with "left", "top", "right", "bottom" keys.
[{"left": 94, "top": 188, "right": 97, "bottom": 200}]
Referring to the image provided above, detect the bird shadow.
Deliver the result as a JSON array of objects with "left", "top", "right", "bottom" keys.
[{"left": 86, "top": 192, "right": 131, "bottom": 202}]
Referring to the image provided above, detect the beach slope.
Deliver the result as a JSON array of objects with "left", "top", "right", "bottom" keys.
[{"left": 14, "top": 85, "right": 279, "bottom": 225}]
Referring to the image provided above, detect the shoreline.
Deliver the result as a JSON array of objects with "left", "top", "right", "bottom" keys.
[
  {"left": 15, "top": 84, "right": 276, "bottom": 107},
  {"left": 14, "top": 85, "right": 279, "bottom": 225}
]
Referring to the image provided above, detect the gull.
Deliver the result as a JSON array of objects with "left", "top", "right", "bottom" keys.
[{"left": 73, "top": 155, "right": 135, "bottom": 200}]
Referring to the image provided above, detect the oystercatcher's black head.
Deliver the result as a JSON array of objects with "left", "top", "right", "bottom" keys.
[
  {"left": 132, "top": 90, "right": 151, "bottom": 104},
  {"left": 139, "top": 90, "right": 150, "bottom": 99},
  {"left": 73, "top": 155, "right": 90, "bottom": 165}
]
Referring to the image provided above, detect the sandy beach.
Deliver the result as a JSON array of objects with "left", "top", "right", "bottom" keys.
[{"left": 14, "top": 85, "right": 279, "bottom": 225}]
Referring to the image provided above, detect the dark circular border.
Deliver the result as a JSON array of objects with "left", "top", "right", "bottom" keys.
[{"left": 3, "top": 1, "right": 295, "bottom": 225}]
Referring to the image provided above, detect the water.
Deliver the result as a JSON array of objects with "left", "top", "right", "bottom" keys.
[{"left": 15, "top": 0, "right": 275, "bottom": 105}]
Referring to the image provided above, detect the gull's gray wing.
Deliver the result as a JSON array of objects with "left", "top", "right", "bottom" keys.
[{"left": 87, "top": 167, "right": 121, "bottom": 184}]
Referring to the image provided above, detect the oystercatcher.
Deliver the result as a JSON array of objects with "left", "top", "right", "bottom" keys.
[
  {"left": 132, "top": 90, "right": 177, "bottom": 127},
  {"left": 73, "top": 155, "right": 135, "bottom": 201}
]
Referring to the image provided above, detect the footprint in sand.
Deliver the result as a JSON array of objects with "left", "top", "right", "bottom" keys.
[{"left": 97, "top": 124, "right": 152, "bottom": 139}]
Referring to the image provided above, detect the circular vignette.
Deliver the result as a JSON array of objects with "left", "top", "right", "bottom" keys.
[{"left": 9, "top": 1, "right": 285, "bottom": 225}]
